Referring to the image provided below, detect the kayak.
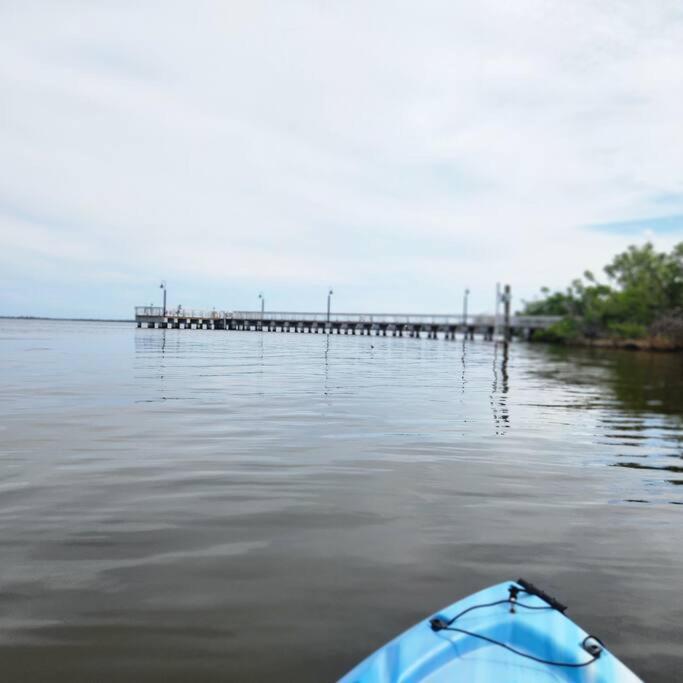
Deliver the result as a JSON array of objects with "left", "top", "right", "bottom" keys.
[{"left": 338, "top": 579, "right": 643, "bottom": 682}]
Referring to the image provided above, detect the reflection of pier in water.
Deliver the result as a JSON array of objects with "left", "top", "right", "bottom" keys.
[{"left": 490, "top": 342, "right": 510, "bottom": 434}]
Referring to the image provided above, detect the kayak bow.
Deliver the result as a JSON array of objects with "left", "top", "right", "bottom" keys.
[{"left": 339, "top": 579, "right": 642, "bottom": 682}]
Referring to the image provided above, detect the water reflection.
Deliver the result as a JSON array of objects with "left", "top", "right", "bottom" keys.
[
  {"left": 614, "top": 462, "right": 683, "bottom": 473},
  {"left": 490, "top": 341, "right": 510, "bottom": 435},
  {"left": 530, "top": 345, "right": 683, "bottom": 416},
  {"left": 460, "top": 337, "right": 467, "bottom": 395},
  {"left": 525, "top": 344, "right": 683, "bottom": 503},
  {"left": 323, "top": 333, "right": 331, "bottom": 398}
]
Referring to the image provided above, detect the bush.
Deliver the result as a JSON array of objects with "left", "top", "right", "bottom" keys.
[
  {"left": 532, "top": 318, "right": 580, "bottom": 343},
  {"left": 607, "top": 321, "right": 647, "bottom": 339},
  {"left": 649, "top": 310, "right": 683, "bottom": 345}
]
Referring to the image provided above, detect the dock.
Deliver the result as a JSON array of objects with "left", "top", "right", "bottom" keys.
[{"left": 134, "top": 307, "right": 560, "bottom": 340}]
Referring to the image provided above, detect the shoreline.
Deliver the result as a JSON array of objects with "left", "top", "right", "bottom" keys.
[
  {"left": 545, "top": 335, "right": 683, "bottom": 352},
  {"left": 4, "top": 316, "right": 682, "bottom": 351},
  {"left": 0, "top": 316, "right": 133, "bottom": 323}
]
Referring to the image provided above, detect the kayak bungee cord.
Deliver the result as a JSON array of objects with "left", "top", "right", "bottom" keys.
[
  {"left": 432, "top": 596, "right": 554, "bottom": 628},
  {"left": 431, "top": 625, "right": 603, "bottom": 669},
  {"left": 429, "top": 581, "right": 604, "bottom": 669}
]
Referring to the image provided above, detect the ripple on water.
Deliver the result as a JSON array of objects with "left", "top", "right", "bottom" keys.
[{"left": 0, "top": 320, "right": 681, "bottom": 681}]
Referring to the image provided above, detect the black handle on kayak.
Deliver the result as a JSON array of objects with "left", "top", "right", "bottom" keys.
[{"left": 517, "top": 578, "right": 568, "bottom": 613}]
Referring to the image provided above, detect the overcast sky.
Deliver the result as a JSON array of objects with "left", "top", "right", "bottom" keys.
[{"left": 2, "top": 1, "right": 683, "bottom": 318}]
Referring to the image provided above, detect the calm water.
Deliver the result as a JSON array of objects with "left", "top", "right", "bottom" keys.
[{"left": 1, "top": 319, "right": 682, "bottom": 681}]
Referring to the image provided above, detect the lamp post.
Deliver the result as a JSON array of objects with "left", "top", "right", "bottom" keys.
[
  {"left": 327, "top": 288, "right": 333, "bottom": 326},
  {"left": 463, "top": 288, "right": 470, "bottom": 326},
  {"left": 258, "top": 292, "right": 264, "bottom": 320},
  {"left": 160, "top": 281, "right": 167, "bottom": 315}
]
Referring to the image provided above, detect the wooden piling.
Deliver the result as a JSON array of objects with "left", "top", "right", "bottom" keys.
[{"left": 503, "top": 284, "right": 511, "bottom": 341}]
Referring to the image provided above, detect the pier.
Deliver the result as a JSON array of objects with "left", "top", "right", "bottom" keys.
[{"left": 134, "top": 307, "right": 560, "bottom": 340}]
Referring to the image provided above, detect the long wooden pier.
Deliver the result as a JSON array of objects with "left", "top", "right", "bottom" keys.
[{"left": 134, "top": 307, "right": 560, "bottom": 340}]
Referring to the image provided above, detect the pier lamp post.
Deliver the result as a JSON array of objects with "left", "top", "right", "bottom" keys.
[
  {"left": 463, "top": 288, "right": 470, "bottom": 326},
  {"left": 327, "top": 288, "right": 333, "bottom": 326},
  {"left": 258, "top": 292, "right": 264, "bottom": 320},
  {"left": 160, "top": 281, "right": 167, "bottom": 315}
]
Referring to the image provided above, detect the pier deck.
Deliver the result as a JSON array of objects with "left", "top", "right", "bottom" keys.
[{"left": 134, "top": 307, "right": 560, "bottom": 340}]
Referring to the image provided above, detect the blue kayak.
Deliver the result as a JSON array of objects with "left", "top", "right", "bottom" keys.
[{"left": 339, "top": 579, "right": 643, "bottom": 682}]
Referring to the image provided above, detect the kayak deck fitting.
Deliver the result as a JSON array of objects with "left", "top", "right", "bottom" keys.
[{"left": 339, "top": 579, "right": 642, "bottom": 682}]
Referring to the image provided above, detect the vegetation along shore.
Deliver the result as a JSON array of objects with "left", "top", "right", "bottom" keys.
[{"left": 522, "top": 242, "right": 683, "bottom": 351}]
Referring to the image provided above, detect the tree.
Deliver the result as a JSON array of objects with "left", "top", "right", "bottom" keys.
[
  {"left": 604, "top": 242, "right": 683, "bottom": 317},
  {"left": 522, "top": 242, "right": 683, "bottom": 342}
]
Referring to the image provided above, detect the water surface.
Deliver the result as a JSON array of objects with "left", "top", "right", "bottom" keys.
[{"left": 1, "top": 320, "right": 681, "bottom": 681}]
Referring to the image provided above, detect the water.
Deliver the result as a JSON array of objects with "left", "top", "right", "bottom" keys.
[{"left": 1, "top": 319, "right": 681, "bottom": 681}]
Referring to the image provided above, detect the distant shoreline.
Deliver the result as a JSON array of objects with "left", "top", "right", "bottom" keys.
[
  {"left": 0, "top": 316, "right": 133, "bottom": 323},
  {"left": 558, "top": 335, "right": 683, "bottom": 352}
]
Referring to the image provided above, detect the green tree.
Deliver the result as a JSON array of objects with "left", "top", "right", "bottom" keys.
[{"left": 522, "top": 241, "right": 683, "bottom": 343}]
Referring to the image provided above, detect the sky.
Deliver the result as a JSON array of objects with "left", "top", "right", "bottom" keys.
[{"left": 2, "top": 0, "right": 683, "bottom": 318}]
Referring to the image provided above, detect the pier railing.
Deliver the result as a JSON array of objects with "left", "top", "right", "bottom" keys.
[
  {"left": 231, "top": 311, "right": 471, "bottom": 324},
  {"left": 231, "top": 311, "right": 560, "bottom": 328},
  {"left": 136, "top": 307, "right": 227, "bottom": 319},
  {"left": 135, "top": 306, "right": 165, "bottom": 317}
]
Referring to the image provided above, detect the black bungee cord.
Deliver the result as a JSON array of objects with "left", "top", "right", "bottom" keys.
[{"left": 429, "top": 582, "right": 604, "bottom": 669}]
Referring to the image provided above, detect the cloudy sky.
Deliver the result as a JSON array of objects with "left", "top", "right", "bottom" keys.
[{"left": 2, "top": 1, "right": 683, "bottom": 318}]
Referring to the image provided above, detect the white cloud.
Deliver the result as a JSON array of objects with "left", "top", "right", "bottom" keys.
[{"left": 1, "top": 0, "right": 683, "bottom": 316}]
